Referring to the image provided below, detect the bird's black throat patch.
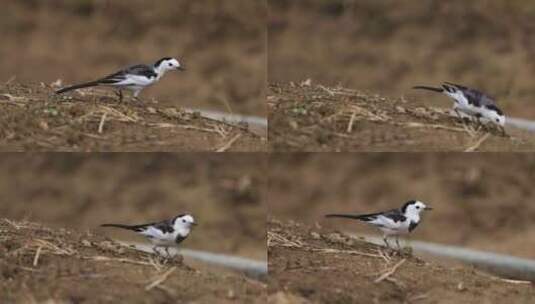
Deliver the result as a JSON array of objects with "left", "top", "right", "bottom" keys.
[{"left": 408, "top": 221, "right": 419, "bottom": 232}]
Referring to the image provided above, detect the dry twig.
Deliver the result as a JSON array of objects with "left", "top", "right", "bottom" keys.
[
  {"left": 216, "top": 134, "right": 241, "bottom": 152},
  {"left": 311, "top": 248, "right": 382, "bottom": 259},
  {"left": 465, "top": 133, "right": 491, "bottom": 152},
  {"left": 374, "top": 258, "right": 406, "bottom": 283},
  {"left": 85, "top": 256, "right": 155, "bottom": 266},
  {"left": 267, "top": 231, "right": 304, "bottom": 248},
  {"left": 98, "top": 112, "right": 107, "bottom": 134},
  {"left": 145, "top": 267, "right": 177, "bottom": 291},
  {"left": 33, "top": 246, "right": 43, "bottom": 267},
  {"left": 346, "top": 110, "right": 357, "bottom": 133}
]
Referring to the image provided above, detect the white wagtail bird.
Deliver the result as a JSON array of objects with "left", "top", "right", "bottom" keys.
[
  {"left": 101, "top": 213, "right": 196, "bottom": 257},
  {"left": 413, "top": 82, "right": 505, "bottom": 133},
  {"left": 56, "top": 57, "right": 185, "bottom": 102},
  {"left": 325, "top": 200, "right": 432, "bottom": 250}
]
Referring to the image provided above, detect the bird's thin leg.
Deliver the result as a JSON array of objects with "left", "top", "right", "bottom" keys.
[
  {"left": 395, "top": 236, "right": 401, "bottom": 251},
  {"left": 454, "top": 108, "right": 461, "bottom": 118},
  {"left": 500, "top": 125, "right": 506, "bottom": 136},
  {"left": 153, "top": 246, "right": 161, "bottom": 256},
  {"left": 165, "top": 247, "right": 170, "bottom": 258},
  {"left": 115, "top": 90, "right": 124, "bottom": 103},
  {"left": 454, "top": 108, "right": 473, "bottom": 130},
  {"left": 473, "top": 117, "right": 483, "bottom": 133},
  {"left": 132, "top": 90, "right": 144, "bottom": 105},
  {"left": 383, "top": 235, "right": 391, "bottom": 249},
  {"left": 477, "top": 115, "right": 483, "bottom": 124},
  {"left": 454, "top": 108, "right": 463, "bottom": 122}
]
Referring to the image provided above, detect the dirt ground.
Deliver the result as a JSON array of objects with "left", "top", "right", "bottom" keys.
[
  {"left": 0, "top": 82, "right": 265, "bottom": 151},
  {"left": 268, "top": 154, "right": 535, "bottom": 260},
  {"left": 1, "top": 219, "right": 266, "bottom": 303},
  {"left": 269, "top": 0, "right": 535, "bottom": 120},
  {"left": 268, "top": 220, "right": 535, "bottom": 304},
  {"left": 268, "top": 83, "right": 535, "bottom": 151},
  {"left": 0, "top": 0, "right": 266, "bottom": 151},
  {"left": 0, "top": 154, "right": 267, "bottom": 302}
]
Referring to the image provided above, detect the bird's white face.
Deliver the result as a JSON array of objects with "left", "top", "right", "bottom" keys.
[
  {"left": 487, "top": 110, "right": 505, "bottom": 126},
  {"left": 160, "top": 58, "right": 184, "bottom": 72},
  {"left": 405, "top": 201, "right": 432, "bottom": 218},
  {"left": 175, "top": 214, "right": 197, "bottom": 229}
]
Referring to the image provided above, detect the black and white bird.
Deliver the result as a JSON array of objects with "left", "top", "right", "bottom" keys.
[
  {"left": 56, "top": 57, "right": 185, "bottom": 101},
  {"left": 412, "top": 82, "right": 505, "bottom": 132},
  {"left": 101, "top": 213, "right": 196, "bottom": 256},
  {"left": 325, "top": 200, "right": 432, "bottom": 250}
]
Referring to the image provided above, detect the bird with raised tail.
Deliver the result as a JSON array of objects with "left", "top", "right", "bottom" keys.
[
  {"left": 101, "top": 213, "right": 196, "bottom": 257},
  {"left": 325, "top": 200, "right": 432, "bottom": 250},
  {"left": 56, "top": 57, "right": 185, "bottom": 102}
]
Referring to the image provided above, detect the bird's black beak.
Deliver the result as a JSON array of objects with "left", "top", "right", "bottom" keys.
[
  {"left": 191, "top": 222, "right": 198, "bottom": 226},
  {"left": 177, "top": 66, "right": 186, "bottom": 71},
  {"left": 425, "top": 206, "right": 433, "bottom": 211}
]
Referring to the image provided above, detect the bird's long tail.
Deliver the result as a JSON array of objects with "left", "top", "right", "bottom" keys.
[
  {"left": 412, "top": 85, "right": 444, "bottom": 93},
  {"left": 55, "top": 80, "right": 102, "bottom": 94},
  {"left": 325, "top": 214, "right": 372, "bottom": 221},
  {"left": 100, "top": 223, "right": 143, "bottom": 231}
]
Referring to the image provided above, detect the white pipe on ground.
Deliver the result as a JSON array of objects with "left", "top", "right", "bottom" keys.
[
  {"left": 357, "top": 234, "right": 535, "bottom": 281},
  {"left": 120, "top": 241, "right": 267, "bottom": 280},
  {"left": 183, "top": 108, "right": 267, "bottom": 137}
]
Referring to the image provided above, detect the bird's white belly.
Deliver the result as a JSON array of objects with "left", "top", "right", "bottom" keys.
[
  {"left": 370, "top": 216, "right": 410, "bottom": 236},
  {"left": 140, "top": 227, "right": 177, "bottom": 247},
  {"left": 149, "top": 238, "right": 175, "bottom": 247},
  {"left": 379, "top": 226, "right": 409, "bottom": 236},
  {"left": 115, "top": 75, "right": 157, "bottom": 88},
  {"left": 454, "top": 103, "right": 479, "bottom": 116}
]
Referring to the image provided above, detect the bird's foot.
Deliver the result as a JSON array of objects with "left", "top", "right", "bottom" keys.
[
  {"left": 153, "top": 247, "right": 170, "bottom": 262},
  {"left": 114, "top": 90, "right": 124, "bottom": 103},
  {"left": 130, "top": 97, "right": 145, "bottom": 107},
  {"left": 397, "top": 246, "right": 413, "bottom": 257},
  {"left": 379, "top": 246, "right": 398, "bottom": 259},
  {"left": 171, "top": 254, "right": 184, "bottom": 265}
]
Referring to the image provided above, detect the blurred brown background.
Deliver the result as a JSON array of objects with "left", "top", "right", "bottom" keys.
[
  {"left": 269, "top": 0, "right": 535, "bottom": 119},
  {"left": 268, "top": 153, "right": 535, "bottom": 259},
  {"left": 0, "top": 154, "right": 267, "bottom": 260},
  {"left": 1, "top": 0, "right": 266, "bottom": 116}
]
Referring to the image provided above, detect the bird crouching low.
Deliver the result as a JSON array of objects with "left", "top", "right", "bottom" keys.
[{"left": 413, "top": 82, "right": 506, "bottom": 135}]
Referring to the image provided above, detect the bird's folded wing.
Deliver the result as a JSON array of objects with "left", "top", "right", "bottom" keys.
[{"left": 124, "top": 64, "right": 158, "bottom": 78}]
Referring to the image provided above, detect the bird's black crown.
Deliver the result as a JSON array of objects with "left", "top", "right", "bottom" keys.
[
  {"left": 400, "top": 200, "right": 417, "bottom": 213},
  {"left": 154, "top": 57, "right": 174, "bottom": 67}
]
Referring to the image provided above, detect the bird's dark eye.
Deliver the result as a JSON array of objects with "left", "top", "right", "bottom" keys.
[
  {"left": 168, "top": 63, "right": 173, "bottom": 67},
  {"left": 182, "top": 219, "right": 186, "bottom": 223},
  {"left": 416, "top": 206, "right": 420, "bottom": 209},
  {"left": 496, "top": 119, "right": 499, "bottom": 122}
]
